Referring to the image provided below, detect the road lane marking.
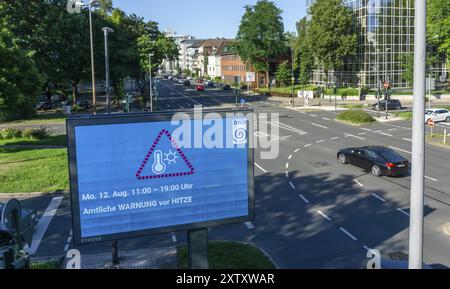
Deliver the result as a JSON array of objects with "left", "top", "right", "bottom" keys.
[
  {"left": 288, "top": 154, "right": 293, "bottom": 160},
  {"left": 27, "top": 196, "right": 64, "bottom": 255},
  {"left": 362, "top": 245, "right": 371, "bottom": 251},
  {"left": 361, "top": 128, "right": 372, "bottom": 132},
  {"left": 389, "top": 146, "right": 411, "bottom": 154},
  {"left": 289, "top": 181, "right": 295, "bottom": 189},
  {"left": 397, "top": 208, "right": 410, "bottom": 217},
  {"left": 299, "top": 194, "right": 310, "bottom": 204},
  {"left": 340, "top": 227, "right": 358, "bottom": 241},
  {"left": 388, "top": 128, "right": 397, "bottom": 131},
  {"left": 316, "top": 140, "right": 325, "bottom": 143},
  {"left": 286, "top": 163, "right": 289, "bottom": 169},
  {"left": 171, "top": 232, "right": 177, "bottom": 243},
  {"left": 255, "top": 162, "right": 268, "bottom": 173},
  {"left": 425, "top": 176, "right": 438, "bottom": 182},
  {"left": 354, "top": 179, "right": 364, "bottom": 187},
  {"left": 310, "top": 114, "right": 318, "bottom": 117},
  {"left": 245, "top": 222, "right": 255, "bottom": 230},
  {"left": 271, "top": 121, "right": 307, "bottom": 135},
  {"left": 311, "top": 123, "right": 328, "bottom": 129},
  {"left": 304, "top": 144, "right": 312, "bottom": 148},
  {"left": 322, "top": 117, "right": 331, "bottom": 121},
  {"left": 378, "top": 132, "right": 393, "bottom": 137},
  {"left": 372, "top": 193, "right": 386, "bottom": 202},
  {"left": 402, "top": 138, "right": 412, "bottom": 142},
  {"left": 317, "top": 210, "right": 332, "bottom": 221},
  {"left": 358, "top": 132, "right": 367, "bottom": 135},
  {"left": 294, "top": 148, "right": 301, "bottom": 153},
  {"left": 285, "top": 171, "right": 289, "bottom": 178},
  {"left": 330, "top": 137, "right": 340, "bottom": 140},
  {"left": 345, "top": 133, "right": 366, "bottom": 140}
]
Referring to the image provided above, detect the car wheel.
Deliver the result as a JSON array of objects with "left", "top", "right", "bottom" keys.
[
  {"left": 446, "top": 116, "right": 450, "bottom": 123},
  {"left": 371, "top": 165, "right": 382, "bottom": 177},
  {"left": 338, "top": 154, "right": 348, "bottom": 164}
]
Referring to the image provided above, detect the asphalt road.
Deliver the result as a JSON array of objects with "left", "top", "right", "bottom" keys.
[{"left": 2, "top": 79, "right": 450, "bottom": 268}]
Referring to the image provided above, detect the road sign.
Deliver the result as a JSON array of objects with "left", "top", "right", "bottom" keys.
[
  {"left": 246, "top": 72, "right": 255, "bottom": 83},
  {"left": 66, "top": 110, "right": 254, "bottom": 244},
  {"left": 427, "top": 118, "right": 435, "bottom": 128}
]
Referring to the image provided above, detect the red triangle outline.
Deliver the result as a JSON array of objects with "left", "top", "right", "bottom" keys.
[{"left": 136, "top": 129, "right": 195, "bottom": 180}]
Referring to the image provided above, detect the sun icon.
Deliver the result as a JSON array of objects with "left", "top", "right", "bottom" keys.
[{"left": 164, "top": 150, "right": 178, "bottom": 165}]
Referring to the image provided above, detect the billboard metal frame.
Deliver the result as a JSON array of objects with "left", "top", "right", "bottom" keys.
[{"left": 66, "top": 109, "right": 255, "bottom": 245}]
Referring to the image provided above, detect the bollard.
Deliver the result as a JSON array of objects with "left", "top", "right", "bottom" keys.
[{"left": 444, "top": 129, "right": 447, "bottom": 145}]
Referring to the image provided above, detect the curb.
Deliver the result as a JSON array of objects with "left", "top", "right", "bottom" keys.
[{"left": 0, "top": 190, "right": 67, "bottom": 198}]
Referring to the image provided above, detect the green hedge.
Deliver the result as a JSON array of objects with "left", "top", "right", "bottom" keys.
[{"left": 337, "top": 110, "right": 376, "bottom": 124}]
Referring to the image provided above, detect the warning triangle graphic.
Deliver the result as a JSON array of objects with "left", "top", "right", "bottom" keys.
[{"left": 136, "top": 129, "right": 195, "bottom": 180}]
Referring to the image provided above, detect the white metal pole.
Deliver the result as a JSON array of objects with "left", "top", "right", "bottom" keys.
[
  {"left": 89, "top": 4, "right": 96, "bottom": 114},
  {"left": 409, "top": 0, "right": 426, "bottom": 269},
  {"left": 149, "top": 54, "right": 153, "bottom": 112}
]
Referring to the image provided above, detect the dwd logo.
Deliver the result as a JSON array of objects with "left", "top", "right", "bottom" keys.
[
  {"left": 66, "top": 249, "right": 81, "bottom": 269},
  {"left": 366, "top": 249, "right": 381, "bottom": 269},
  {"left": 66, "top": 0, "right": 83, "bottom": 14},
  {"left": 233, "top": 119, "right": 248, "bottom": 145}
]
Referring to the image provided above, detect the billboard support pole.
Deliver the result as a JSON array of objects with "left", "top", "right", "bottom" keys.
[
  {"left": 112, "top": 240, "right": 119, "bottom": 266},
  {"left": 188, "top": 228, "right": 208, "bottom": 269}
]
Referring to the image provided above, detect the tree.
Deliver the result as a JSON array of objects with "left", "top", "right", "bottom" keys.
[
  {"left": 235, "top": 0, "right": 286, "bottom": 88},
  {"left": 294, "top": 17, "right": 315, "bottom": 86},
  {"left": 0, "top": 31, "right": 44, "bottom": 121},
  {"left": 427, "top": 0, "right": 450, "bottom": 56},
  {"left": 401, "top": 53, "right": 414, "bottom": 86},
  {"left": 308, "top": 0, "right": 358, "bottom": 86},
  {"left": 274, "top": 61, "right": 291, "bottom": 87}
]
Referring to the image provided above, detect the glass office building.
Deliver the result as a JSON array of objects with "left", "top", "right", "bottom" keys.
[{"left": 306, "top": 0, "right": 417, "bottom": 88}]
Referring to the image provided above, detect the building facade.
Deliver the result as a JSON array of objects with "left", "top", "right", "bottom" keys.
[{"left": 307, "top": 0, "right": 417, "bottom": 88}]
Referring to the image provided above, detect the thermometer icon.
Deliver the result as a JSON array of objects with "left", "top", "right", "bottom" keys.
[{"left": 152, "top": 150, "right": 166, "bottom": 174}]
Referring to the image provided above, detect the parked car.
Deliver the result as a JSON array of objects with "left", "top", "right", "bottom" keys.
[
  {"left": 196, "top": 85, "right": 205, "bottom": 91},
  {"left": 77, "top": 100, "right": 91, "bottom": 109},
  {"left": 223, "top": 84, "right": 232, "bottom": 90},
  {"left": 196, "top": 79, "right": 204, "bottom": 83},
  {"left": 172, "top": 77, "right": 178, "bottom": 82},
  {"left": 337, "top": 146, "right": 409, "bottom": 177},
  {"left": 41, "top": 101, "right": 57, "bottom": 111},
  {"left": 372, "top": 99, "right": 402, "bottom": 111},
  {"left": 425, "top": 108, "right": 450, "bottom": 124},
  {"left": 206, "top": 81, "right": 216, "bottom": 88},
  {"left": 178, "top": 79, "right": 185, "bottom": 84},
  {"left": 183, "top": 80, "right": 191, "bottom": 86},
  {"left": 35, "top": 101, "right": 47, "bottom": 110}
]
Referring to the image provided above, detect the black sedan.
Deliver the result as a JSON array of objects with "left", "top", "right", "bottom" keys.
[
  {"left": 223, "top": 84, "right": 232, "bottom": 90},
  {"left": 372, "top": 99, "right": 402, "bottom": 111},
  {"left": 337, "top": 146, "right": 409, "bottom": 177}
]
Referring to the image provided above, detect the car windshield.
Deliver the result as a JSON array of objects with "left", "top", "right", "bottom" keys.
[
  {"left": 379, "top": 149, "right": 404, "bottom": 162},
  {"left": 426, "top": 110, "right": 434, "bottom": 115}
]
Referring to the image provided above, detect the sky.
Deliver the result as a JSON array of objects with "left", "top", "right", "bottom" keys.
[{"left": 113, "top": 0, "right": 307, "bottom": 39}]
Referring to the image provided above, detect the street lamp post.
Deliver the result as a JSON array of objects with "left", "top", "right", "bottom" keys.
[
  {"left": 102, "top": 27, "right": 114, "bottom": 115},
  {"left": 149, "top": 53, "right": 154, "bottom": 112},
  {"left": 409, "top": 0, "right": 426, "bottom": 269},
  {"left": 83, "top": 1, "right": 100, "bottom": 114},
  {"left": 376, "top": 49, "right": 381, "bottom": 118},
  {"left": 291, "top": 46, "right": 295, "bottom": 108}
]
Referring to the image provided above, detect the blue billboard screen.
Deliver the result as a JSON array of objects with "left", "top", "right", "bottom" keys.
[{"left": 67, "top": 112, "right": 254, "bottom": 244}]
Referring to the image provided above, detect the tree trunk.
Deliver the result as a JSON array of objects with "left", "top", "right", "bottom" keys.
[{"left": 72, "top": 80, "right": 78, "bottom": 105}]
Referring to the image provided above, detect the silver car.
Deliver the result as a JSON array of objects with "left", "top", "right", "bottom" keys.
[{"left": 425, "top": 108, "right": 450, "bottom": 124}]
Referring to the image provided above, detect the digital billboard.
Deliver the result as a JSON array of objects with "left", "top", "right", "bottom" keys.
[{"left": 67, "top": 110, "right": 254, "bottom": 244}]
